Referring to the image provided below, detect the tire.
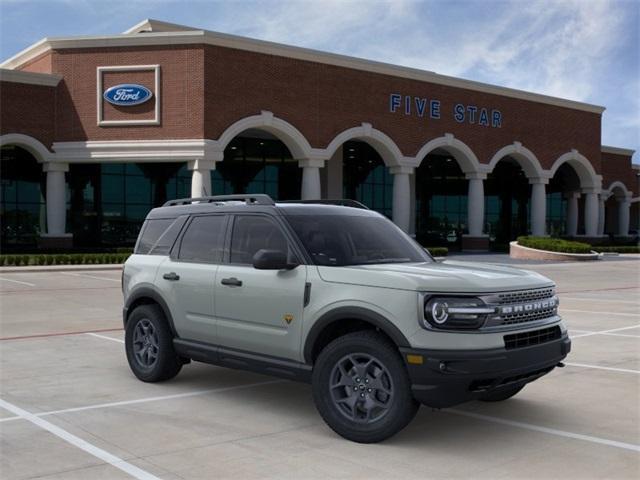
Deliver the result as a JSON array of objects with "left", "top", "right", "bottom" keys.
[
  {"left": 312, "top": 331, "right": 419, "bottom": 443},
  {"left": 125, "top": 304, "right": 182, "bottom": 382},
  {"left": 479, "top": 385, "right": 524, "bottom": 402}
]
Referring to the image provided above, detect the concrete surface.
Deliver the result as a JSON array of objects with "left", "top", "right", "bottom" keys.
[{"left": 0, "top": 256, "right": 639, "bottom": 479}]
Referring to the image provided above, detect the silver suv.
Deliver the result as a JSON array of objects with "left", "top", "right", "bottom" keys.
[{"left": 122, "top": 194, "right": 570, "bottom": 443}]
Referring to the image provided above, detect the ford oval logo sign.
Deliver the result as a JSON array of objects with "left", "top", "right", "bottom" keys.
[{"left": 103, "top": 84, "right": 152, "bottom": 106}]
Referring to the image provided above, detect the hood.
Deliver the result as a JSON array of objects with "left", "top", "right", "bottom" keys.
[{"left": 317, "top": 260, "right": 553, "bottom": 293}]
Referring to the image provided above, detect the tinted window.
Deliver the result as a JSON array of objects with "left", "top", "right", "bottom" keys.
[
  {"left": 149, "top": 216, "right": 187, "bottom": 255},
  {"left": 230, "top": 216, "right": 289, "bottom": 264},
  {"left": 286, "top": 214, "right": 431, "bottom": 266},
  {"left": 135, "top": 218, "right": 174, "bottom": 254},
  {"left": 178, "top": 215, "right": 226, "bottom": 263}
]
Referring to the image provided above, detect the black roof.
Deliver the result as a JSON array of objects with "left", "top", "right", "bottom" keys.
[{"left": 147, "top": 195, "right": 379, "bottom": 220}]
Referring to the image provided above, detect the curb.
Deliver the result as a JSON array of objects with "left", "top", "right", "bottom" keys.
[
  {"left": 0, "top": 264, "right": 123, "bottom": 273},
  {"left": 509, "top": 241, "right": 600, "bottom": 261}
]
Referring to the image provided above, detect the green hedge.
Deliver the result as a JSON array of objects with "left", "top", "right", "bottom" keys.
[
  {"left": 0, "top": 253, "right": 130, "bottom": 267},
  {"left": 517, "top": 236, "right": 592, "bottom": 254},
  {"left": 425, "top": 247, "right": 448, "bottom": 257},
  {"left": 592, "top": 246, "right": 640, "bottom": 254}
]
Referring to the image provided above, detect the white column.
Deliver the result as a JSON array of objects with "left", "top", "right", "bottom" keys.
[
  {"left": 466, "top": 173, "right": 486, "bottom": 236},
  {"left": 43, "top": 162, "right": 69, "bottom": 236},
  {"left": 617, "top": 196, "right": 631, "bottom": 236},
  {"left": 188, "top": 159, "right": 215, "bottom": 198},
  {"left": 409, "top": 173, "right": 416, "bottom": 235},
  {"left": 299, "top": 159, "right": 324, "bottom": 200},
  {"left": 583, "top": 190, "right": 598, "bottom": 237},
  {"left": 597, "top": 194, "right": 606, "bottom": 236},
  {"left": 566, "top": 192, "right": 580, "bottom": 237},
  {"left": 326, "top": 146, "right": 343, "bottom": 199},
  {"left": 390, "top": 166, "right": 413, "bottom": 232},
  {"left": 530, "top": 179, "right": 547, "bottom": 237}
]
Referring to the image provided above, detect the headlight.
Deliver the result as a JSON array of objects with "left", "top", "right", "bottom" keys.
[{"left": 423, "top": 296, "right": 495, "bottom": 330}]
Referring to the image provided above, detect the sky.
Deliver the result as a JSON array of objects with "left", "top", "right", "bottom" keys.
[{"left": 0, "top": 0, "right": 638, "bottom": 156}]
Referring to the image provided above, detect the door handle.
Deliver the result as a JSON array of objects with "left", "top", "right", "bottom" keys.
[
  {"left": 163, "top": 272, "right": 180, "bottom": 281},
  {"left": 221, "top": 277, "right": 242, "bottom": 287}
]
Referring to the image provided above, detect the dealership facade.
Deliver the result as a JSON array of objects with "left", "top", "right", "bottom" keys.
[{"left": 0, "top": 19, "right": 638, "bottom": 251}]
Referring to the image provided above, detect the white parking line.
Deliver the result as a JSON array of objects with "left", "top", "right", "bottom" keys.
[
  {"left": 564, "top": 362, "right": 640, "bottom": 374},
  {"left": 61, "top": 272, "right": 120, "bottom": 283},
  {"left": 560, "top": 309, "right": 640, "bottom": 317},
  {"left": 447, "top": 409, "right": 640, "bottom": 453},
  {"left": 562, "top": 297, "right": 640, "bottom": 305},
  {"left": 0, "top": 398, "right": 160, "bottom": 480},
  {"left": 85, "top": 332, "right": 124, "bottom": 344},
  {"left": 569, "top": 329, "right": 639, "bottom": 338},
  {"left": 0, "top": 277, "right": 36, "bottom": 287},
  {"left": 571, "top": 324, "right": 640, "bottom": 338},
  {"left": 0, "top": 380, "right": 284, "bottom": 424}
]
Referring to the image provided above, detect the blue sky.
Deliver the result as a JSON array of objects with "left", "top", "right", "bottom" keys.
[{"left": 1, "top": 0, "right": 638, "bottom": 156}]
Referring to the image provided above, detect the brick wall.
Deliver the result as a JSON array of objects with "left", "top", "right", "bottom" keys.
[{"left": 601, "top": 151, "right": 637, "bottom": 195}]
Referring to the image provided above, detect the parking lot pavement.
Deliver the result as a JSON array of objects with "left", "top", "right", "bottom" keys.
[{"left": 1, "top": 258, "right": 639, "bottom": 479}]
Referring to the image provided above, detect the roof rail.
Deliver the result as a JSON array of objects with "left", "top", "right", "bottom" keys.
[
  {"left": 163, "top": 194, "right": 275, "bottom": 207},
  {"left": 278, "top": 199, "right": 370, "bottom": 210}
]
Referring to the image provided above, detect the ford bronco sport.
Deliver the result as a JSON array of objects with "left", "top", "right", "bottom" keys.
[{"left": 122, "top": 194, "right": 570, "bottom": 443}]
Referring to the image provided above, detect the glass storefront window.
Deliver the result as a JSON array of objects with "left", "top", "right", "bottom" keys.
[
  {"left": 343, "top": 141, "right": 393, "bottom": 218},
  {"left": 1, "top": 146, "right": 46, "bottom": 249}
]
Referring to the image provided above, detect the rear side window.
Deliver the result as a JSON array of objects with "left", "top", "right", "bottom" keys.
[
  {"left": 135, "top": 218, "right": 174, "bottom": 254},
  {"left": 148, "top": 216, "right": 188, "bottom": 255},
  {"left": 178, "top": 215, "right": 226, "bottom": 263}
]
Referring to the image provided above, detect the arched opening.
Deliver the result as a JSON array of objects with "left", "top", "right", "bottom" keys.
[
  {"left": 0, "top": 145, "right": 46, "bottom": 249},
  {"left": 67, "top": 162, "right": 191, "bottom": 247},
  {"left": 546, "top": 163, "right": 581, "bottom": 236},
  {"left": 341, "top": 141, "right": 393, "bottom": 218},
  {"left": 213, "top": 130, "right": 301, "bottom": 200},
  {"left": 604, "top": 183, "right": 631, "bottom": 237},
  {"left": 415, "top": 150, "right": 467, "bottom": 247},
  {"left": 485, "top": 157, "right": 531, "bottom": 245}
]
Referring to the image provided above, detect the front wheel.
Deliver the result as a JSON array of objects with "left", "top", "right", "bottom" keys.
[
  {"left": 312, "top": 331, "right": 419, "bottom": 443},
  {"left": 125, "top": 304, "right": 182, "bottom": 382},
  {"left": 479, "top": 385, "right": 524, "bottom": 402}
]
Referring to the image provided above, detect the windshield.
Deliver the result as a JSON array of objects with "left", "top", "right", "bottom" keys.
[{"left": 285, "top": 214, "right": 432, "bottom": 266}]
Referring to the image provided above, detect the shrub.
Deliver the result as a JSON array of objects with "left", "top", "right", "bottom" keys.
[
  {"left": 426, "top": 247, "right": 448, "bottom": 257},
  {"left": 592, "top": 246, "right": 640, "bottom": 254},
  {"left": 517, "top": 236, "right": 592, "bottom": 254}
]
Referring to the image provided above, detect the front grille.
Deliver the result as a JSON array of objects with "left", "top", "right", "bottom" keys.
[
  {"left": 495, "top": 287, "right": 557, "bottom": 326},
  {"left": 497, "top": 287, "right": 555, "bottom": 305},
  {"left": 504, "top": 326, "right": 561, "bottom": 350}
]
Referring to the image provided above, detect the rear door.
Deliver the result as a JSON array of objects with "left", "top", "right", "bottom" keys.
[
  {"left": 214, "top": 214, "right": 307, "bottom": 361},
  {"left": 157, "top": 214, "right": 228, "bottom": 344}
]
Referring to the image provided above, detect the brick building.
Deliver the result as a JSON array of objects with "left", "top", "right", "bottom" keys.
[{"left": 0, "top": 19, "right": 637, "bottom": 251}]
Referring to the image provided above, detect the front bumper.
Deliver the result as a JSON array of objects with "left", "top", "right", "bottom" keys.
[{"left": 400, "top": 334, "right": 571, "bottom": 408}]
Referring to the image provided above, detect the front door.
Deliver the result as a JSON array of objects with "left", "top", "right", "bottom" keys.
[{"left": 215, "top": 214, "right": 307, "bottom": 361}]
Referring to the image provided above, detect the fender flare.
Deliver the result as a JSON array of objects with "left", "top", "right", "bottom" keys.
[
  {"left": 303, "top": 306, "right": 411, "bottom": 364},
  {"left": 124, "top": 287, "right": 178, "bottom": 337}
]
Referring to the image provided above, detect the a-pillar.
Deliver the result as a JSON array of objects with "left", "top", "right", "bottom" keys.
[
  {"left": 39, "top": 162, "right": 72, "bottom": 249},
  {"left": 565, "top": 192, "right": 580, "bottom": 237},
  {"left": 530, "top": 178, "right": 548, "bottom": 237},
  {"left": 617, "top": 194, "right": 631, "bottom": 237},
  {"left": 597, "top": 193, "right": 607, "bottom": 236},
  {"left": 188, "top": 159, "right": 215, "bottom": 198},
  {"left": 390, "top": 166, "right": 413, "bottom": 233},
  {"left": 582, "top": 188, "right": 599, "bottom": 238},
  {"left": 299, "top": 159, "right": 324, "bottom": 200},
  {"left": 462, "top": 172, "right": 489, "bottom": 251}
]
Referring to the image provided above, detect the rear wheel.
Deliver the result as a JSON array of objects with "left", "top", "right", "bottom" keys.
[
  {"left": 312, "top": 331, "right": 419, "bottom": 443},
  {"left": 125, "top": 304, "right": 182, "bottom": 382},
  {"left": 479, "top": 385, "right": 524, "bottom": 402}
]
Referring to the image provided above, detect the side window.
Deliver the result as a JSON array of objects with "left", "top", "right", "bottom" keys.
[
  {"left": 230, "top": 216, "right": 289, "bottom": 265},
  {"left": 178, "top": 215, "right": 226, "bottom": 263},
  {"left": 149, "top": 216, "right": 187, "bottom": 255},
  {"left": 135, "top": 218, "right": 174, "bottom": 254}
]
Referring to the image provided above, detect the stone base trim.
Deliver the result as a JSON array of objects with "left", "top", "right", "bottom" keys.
[{"left": 461, "top": 235, "right": 490, "bottom": 252}]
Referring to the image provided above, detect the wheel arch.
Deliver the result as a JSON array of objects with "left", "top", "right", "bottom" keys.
[
  {"left": 124, "top": 287, "right": 178, "bottom": 337},
  {"left": 303, "top": 307, "right": 411, "bottom": 364}
]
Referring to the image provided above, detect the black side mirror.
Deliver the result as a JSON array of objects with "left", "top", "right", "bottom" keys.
[{"left": 252, "top": 249, "right": 298, "bottom": 270}]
